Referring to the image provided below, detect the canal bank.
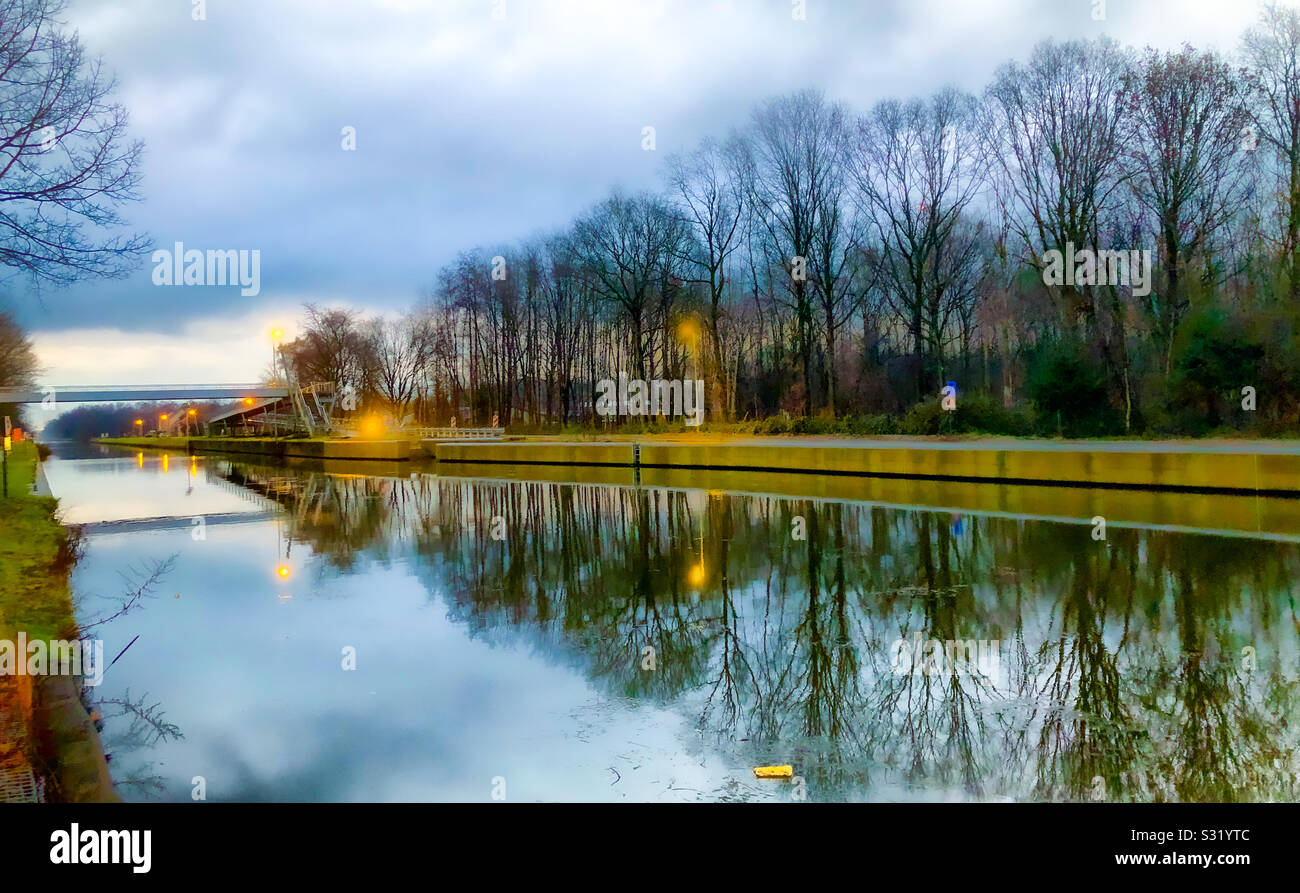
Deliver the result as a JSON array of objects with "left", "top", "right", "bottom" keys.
[
  {"left": 98, "top": 435, "right": 414, "bottom": 461},
  {"left": 96, "top": 434, "right": 1300, "bottom": 495},
  {"left": 435, "top": 436, "right": 1300, "bottom": 496},
  {"left": 0, "top": 442, "right": 118, "bottom": 802}
]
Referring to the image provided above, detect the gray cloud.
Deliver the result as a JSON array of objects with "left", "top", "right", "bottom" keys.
[{"left": 8, "top": 0, "right": 1262, "bottom": 353}]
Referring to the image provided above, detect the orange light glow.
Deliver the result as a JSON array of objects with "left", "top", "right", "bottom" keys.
[
  {"left": 277, "top": 565, "right": 291, "bottom": 579},
  {"left": 244, "top": 397, "right": 254, "bottom": 406},
  {"left": 359, "top": 415, "right": 385, "bottom": 438}
]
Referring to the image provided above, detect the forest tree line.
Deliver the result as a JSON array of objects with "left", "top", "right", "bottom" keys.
[{"left": 283, "top": 4, "right": 1300, "bottom": 437}]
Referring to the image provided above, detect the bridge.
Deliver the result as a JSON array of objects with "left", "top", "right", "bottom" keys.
[{"left": 0, "top": 384, "right": 288, "bottom": 404}]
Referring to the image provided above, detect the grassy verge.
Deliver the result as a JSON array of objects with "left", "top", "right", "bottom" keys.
[
  {"left": 3, "top": 437, "right": 39, "bottom": 495},
  {"left": 0, "top": 441, "right": 79, "bottom": 645},
  {"left": 0, "top": 441, "right": 117, "bottom": 803}
]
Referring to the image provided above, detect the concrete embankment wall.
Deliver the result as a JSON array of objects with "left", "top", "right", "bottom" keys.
[
  {"left": 36, "top": 677, "right": 119, "bottom": 803},
  {"left": 640, "top": 467, "right": 1300, "bottom": 540},
  {"left": 98, "top": 437, "right": 412, "bottom": 461},
  {"left": 432, "top": 440, "right": 1300, "bottom": 495},
  {"left": 97, "top": 436, "right": 1300, "bottom": 495},
  {"left": 434, "top": 442, "right": 635, "bottom": 467}
]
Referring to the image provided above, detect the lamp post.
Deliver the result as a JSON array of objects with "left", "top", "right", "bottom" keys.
[
  {"left": 271, "top": 328, "right": 284, "bottom": 383},
  {"left": 187, "top": 407, "right": 197, "bottom": 437},
  {"left": 677, "top": 317, "right": 700, "bottom": 381},
  {"left": 133, "top": 418, "right": 143, "bottom": 436},
  {"left": 158, "top": 412, "right": 169, "bottom": 437}
]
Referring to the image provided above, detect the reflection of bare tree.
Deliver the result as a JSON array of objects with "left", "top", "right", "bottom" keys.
[
  {"left": 1025, "top": 540, "right": 1139, "bottom": 801},
  {"left": 861, "top": 512, "right": 1002, "bottom": 798},
  {"left": 97, "top": 690, "right": 182, "bottom": 748},
  {"left": 93, "top": 690, "right": 184, "bottom": 799},
  {"left": 221, "top": 458, "right": 1300, "bottom": 802},
  {"left": 77, "top": 555, "right": 177, "bottom": 633},
  {"left": 73, "top": 556, "right": 185, "bottom": 800}
]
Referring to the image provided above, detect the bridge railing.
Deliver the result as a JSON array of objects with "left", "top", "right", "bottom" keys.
[{"left": 412, "top": 427, "right": 504, "bottom": 440}]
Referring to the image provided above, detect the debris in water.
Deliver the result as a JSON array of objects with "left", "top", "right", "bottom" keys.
[{"left": 753, "top": 765, "right": 793, "bottom": 779}]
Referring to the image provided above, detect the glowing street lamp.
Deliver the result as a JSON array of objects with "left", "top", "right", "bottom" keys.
[
  {"left": 271, "top": 327, "right": 284, "bottom": 383},
  {"left": 677, "top": 317, "right": 701, "bottom": 379}
]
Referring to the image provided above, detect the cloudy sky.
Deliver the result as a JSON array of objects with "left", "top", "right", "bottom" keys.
[{"left": 4, "top": 0, "right": 1270, "bottom": 422}]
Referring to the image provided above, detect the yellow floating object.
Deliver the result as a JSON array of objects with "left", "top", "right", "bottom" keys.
[{"left": 753, "top": 765, "right": 793, "bottom": 779}]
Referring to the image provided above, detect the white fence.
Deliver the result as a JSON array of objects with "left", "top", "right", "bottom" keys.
[{"left": 411, "top": 427, "right": 504, "bottom": 440}]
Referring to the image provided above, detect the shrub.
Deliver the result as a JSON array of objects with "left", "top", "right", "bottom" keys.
[
  {"left": 1027, "top": 343, "right": 1121, "bottom": 437},
  {"left": 901, "top": 392, "right": 1033, "bottom": 436},
  {"left": 845, "top": 413, "right": 901, "bottom": 436},
  {"left": 1165, "top": 307, "right": 1265, "bottom": 434}
]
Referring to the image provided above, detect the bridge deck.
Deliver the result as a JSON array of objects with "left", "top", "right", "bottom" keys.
[{"left": 0, "top": 385, "right": 288, "bottom": 404}]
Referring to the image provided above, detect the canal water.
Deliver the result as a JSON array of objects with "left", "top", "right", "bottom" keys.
[{"left": 42, "top": 442, "right": 1300, "bottom": 802}]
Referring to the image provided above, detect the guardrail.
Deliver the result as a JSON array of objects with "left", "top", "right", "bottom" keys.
[{"left": 412, "top": 427, "right": 505, "bottom": 440}]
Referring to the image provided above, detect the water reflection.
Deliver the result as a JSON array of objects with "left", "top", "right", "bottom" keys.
[{"left": 52, "top": 445, "right": 1300, "bottom": 801}]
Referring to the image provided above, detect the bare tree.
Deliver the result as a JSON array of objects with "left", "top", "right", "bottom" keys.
[
  {"left": 0, "top": 307, "right": 37, "bottom": 387},
  {"left": 1121, "top": 46, "right": 1253, "bottom": 373},
  {"left": 806, "top": 120, "right": 860, "bottom": 413},
  {"left": 0, "top": 0, "right": 147, "bottom": 285},
  {"left": 286, "top": 305, "right": 373, "bottom": 402},
  {"left": 1242, "top": 1, "right": 1300, "bottom": 301},
  {"left": 367, "top": 311, "right": 435, "bottom": 423},
  {"left": 745, "top": 89, "right": 850, "bottom": 415},
  {"left": 853, "top": 87, "right": 985, "bottom": 398},
  {"left": 571, "top": 190, "right": 689, "bottom": 383},
  {"left": 665, "top": 135, "right": 746, "bottom": 417},
  {"left": 983, "top": 38, "right": 1135, "bottom": 424}
]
